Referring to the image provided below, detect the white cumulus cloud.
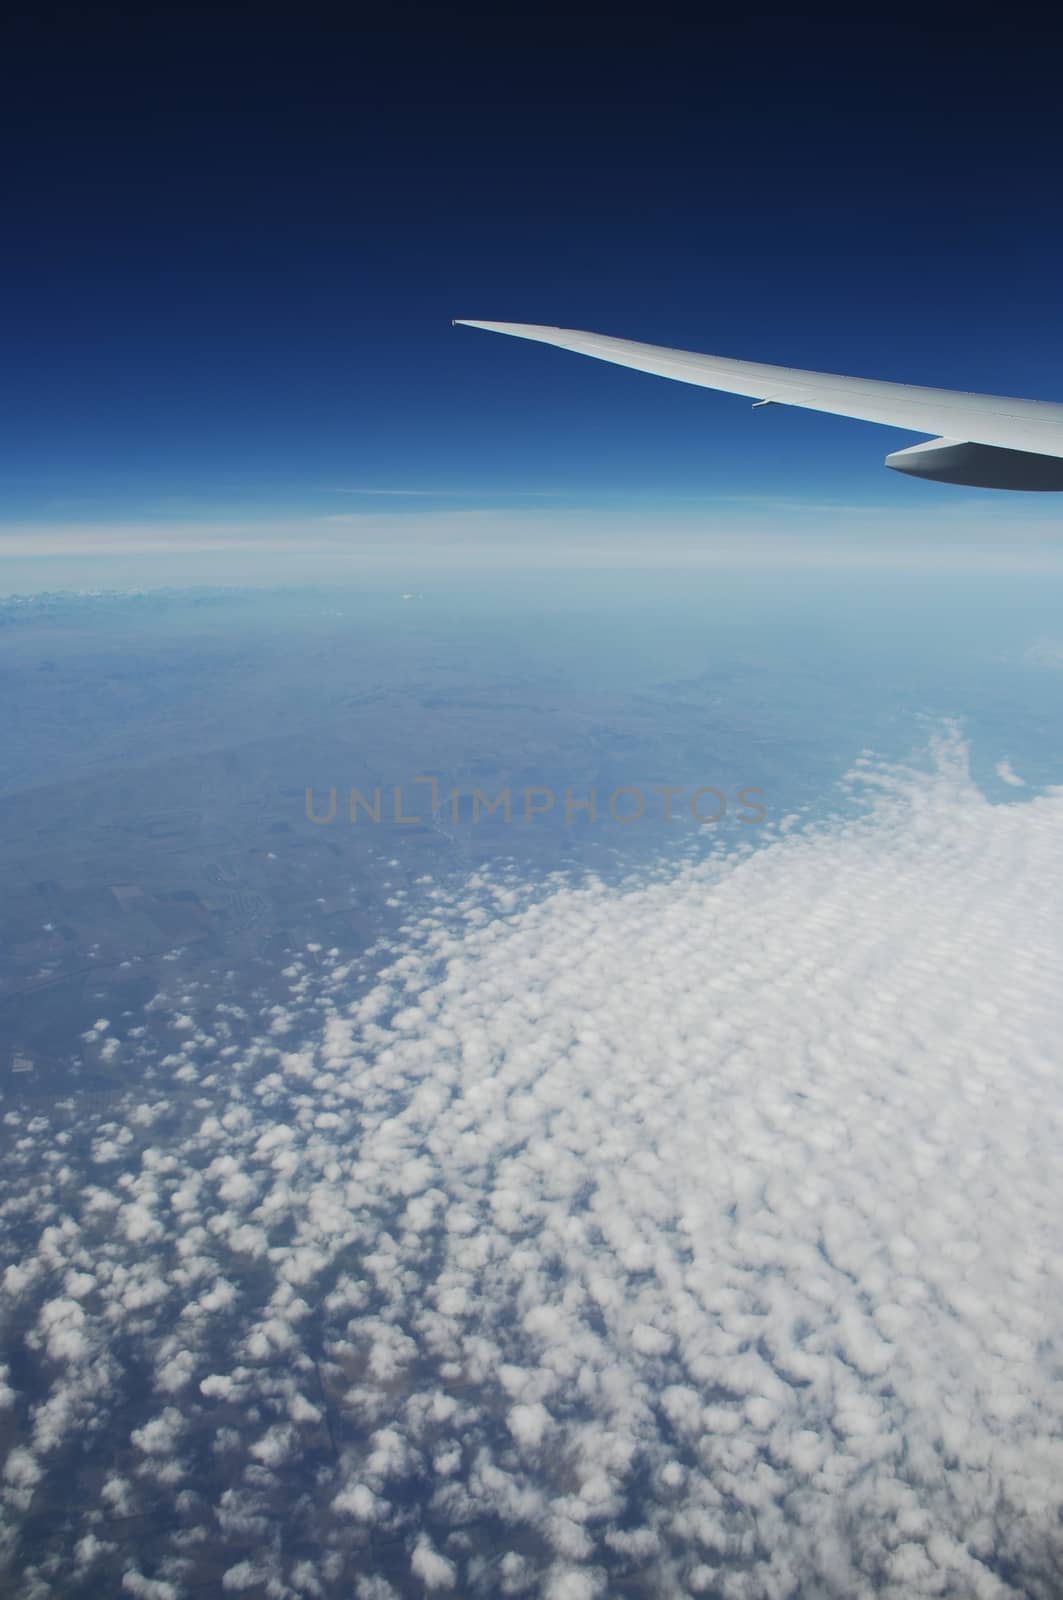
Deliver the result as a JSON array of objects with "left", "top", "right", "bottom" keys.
[{"left": 3, "top": 728, "right": 1063, "bottom": 1596}]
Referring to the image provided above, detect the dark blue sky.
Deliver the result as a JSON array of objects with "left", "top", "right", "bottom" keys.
[{"left": 5, "top": 10, "right": 1063, "bottom": 529}]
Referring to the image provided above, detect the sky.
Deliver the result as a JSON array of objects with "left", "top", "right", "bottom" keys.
[
  {"left": 6, "top": 18, "right": 1063, "bottom": 1589},
  {"left": 4, "top": 11, "right": 1063, "bottom": 584}
]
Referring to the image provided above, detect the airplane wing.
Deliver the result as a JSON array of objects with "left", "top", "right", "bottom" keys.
[{"left": 454, "top": 319, "right": 1063, "bottom": 490}]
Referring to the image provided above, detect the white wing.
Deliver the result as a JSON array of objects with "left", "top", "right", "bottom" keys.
[{"left": 455, "top": 319, "right": 1063, "bottom": 490}]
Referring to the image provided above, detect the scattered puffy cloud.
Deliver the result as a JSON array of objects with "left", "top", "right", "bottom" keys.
[
  {"left": 2, "top": 727, "right": 1063, "bottom": 1596},
  {"left": 410, "top": 1537, "right": 456, "bottom": 1591}
]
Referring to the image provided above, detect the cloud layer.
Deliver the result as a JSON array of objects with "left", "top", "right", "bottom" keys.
[
  {"left": 3, "top": 728, "right": 1063, "bottom": 1597},
  {"left": 6, "top": 496, "right": 1063, "bottom": 597}
]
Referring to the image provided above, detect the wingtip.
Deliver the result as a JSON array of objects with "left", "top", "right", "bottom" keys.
[{"left": 454, "top": 320, "right": 568, "bottom": 343}]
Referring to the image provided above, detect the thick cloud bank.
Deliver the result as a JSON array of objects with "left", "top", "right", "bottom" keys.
[{"left": 3, "top": 728, "right": 1063, "bottom": 1597}]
